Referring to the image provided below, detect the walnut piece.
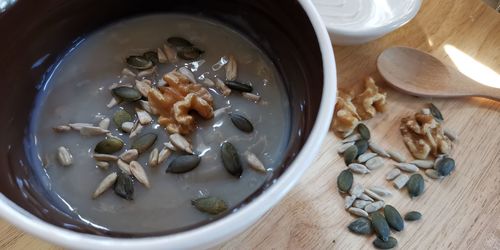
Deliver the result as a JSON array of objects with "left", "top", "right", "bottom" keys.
[
  {"left": 149, "top": 69, "right": 214, "bottom": 135},
  {"left": 352, "top": 77, "right": 387, "bottom": 120},
  {"left": 400, "top": 112, "right": 451, "bottom": 159},
  {"left": 332, "top": 90, "right": 360, "bottom": 136}
]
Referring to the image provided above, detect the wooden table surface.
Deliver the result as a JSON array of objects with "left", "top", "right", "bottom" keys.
[{"left": 1, "top": 0, "right": 499, "bottom": 249}]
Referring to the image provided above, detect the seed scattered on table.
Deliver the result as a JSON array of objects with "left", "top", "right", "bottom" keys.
[
  {"left": 344, "top": 195, "right": 357, "bottom": 209},
  {"left": 357, "top": 152, "right": 377, "bottom": 163},
  {"left": 366, "top": 156, "right": 384, "bottom": 170},
  {"left": 348, "top": 207, "right": 369, "bottom": 218},
  {"left": 385, "top": 168, "right": 401, "bottom": 181},
  {"left": 369, "top": 186, "right": 392, "bottom": 197},
  {"left": 348, "top": 163, "right": 371, "bottom": 174},
  {"left": 57, "top": 146, "right": 73, "bottom": 166},
  {"left": 394, "top": 162, "right": 419, "bottom": 173},
  {"left": 338, "top": 141, "right": 355, "bottom": 154},
  {"left": 387, "top": 150, "right": 406, "bottom": 163},
  {"left": 410, "top": 160, "right": 434, "bottom": 169},
  {"left": 393, "top": 174, "right": 409, "bottom": 189},
  {"left": 364, "top": 201, "right": 384, "bottom": 213}
]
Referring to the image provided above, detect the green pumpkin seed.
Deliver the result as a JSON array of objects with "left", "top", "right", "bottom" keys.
[
  {"left": 337, "top": 169, "right": 353, "bottom": 193},
  {"left": 357, "top": 123, "right": 371, "bottom": 140},
  {"left": 355, "top": 139, "right": 369, "bottom": 157},
  {"left": 371, "top": 212, "right": 390, "bottom": 242},
  {"left": 114, "top": 172, "right": 134, "bottom": 200},
  {"left": 229, "top": 113, "right": 253, "bottom": 133},
  {"left": 167, "top": 155, "right": 201, "bottom": 173},
  {"left": 224, "top": 80, "right": 253, "bottom": 92},
  {"left": 191, "top": 196, "right": 228, "bottom": 215},
  {"left": 167, "top": 37, "right": 193, "bottom": 47},
  {"left": 95, "top": 138, "right": 124, "bottom": 154},
  {"left": 177, "top": 47, "right": 204, "bottom": 60},
  {"left": 348, "top": 217, "right": 373, "bottom": 235},
  {"left": 384, "top": 205, "right": 404, "bottom": 231},
  {"left": 113, "top": 109, "right": 133, "bottom": 128},
  {"left": 404, "top": 211, "right": 422, "bottom": 221},
  {"left": 344, "top": 145, "right": 358, "bottom": 165},
  {"left": 436, "top": 157, "right": 455, "bottom": 176},
  {"left": 429, "top": 103, "right": 444, "bottom": 121},
  {"left": 131, "top": 133, "right": 157, "bottom": 154},
  {"left": 221, "top": 142, "right": 243, "bottom": 177},
  {"left": 126, "top": 55, "right": 153, "bottom": 70},
  {"left": 112, "top": 87, "right": 142, "bottom": 102},
  {"left": 141, "top": 51, "right": 158, "bottom": 65},
  {"left": 407, "top": 174, "right": 424, "bottom": 198},
  {"left": 373, "top": 236, "right": 397, "bottom": 249}
]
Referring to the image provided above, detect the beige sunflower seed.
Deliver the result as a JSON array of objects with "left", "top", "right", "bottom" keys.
[
  {"left": 57, "top": 147, "right": 72, "bottom": 166},
  {"left": 163, "top": 142, "right": 177, "bottom": 151},
  {"left": 121, "top": 122, "right": 134, "bottom": 133},
  {"left": 106, "top": 96, "right": 120, "bottom": 108},
  {"left": 421, "top": 108, "right": 431, "bottom": 115},
  {"left": 158, "top": 147, "right": 172, "bottom": 164},
  {"left": 108, "top": 83, "right": 133, "bottom": 90},
  {"left": 368, "top": 141, "right": 390, "bottom": 158},
  {"left": 92, "top": 172, "right": 118, "bottom": 199},
  {"left": 129, "top": 122, "right": 143, "bottom": 138},
  {"left": 163, "top": 44, "right": 178, "bottom": 62},
  {"left": 119, "top": 149, "right": 139, "bottom": 163},
  {"left": 135, "top": 79, "right": 152, "bottom": 98},
  {"left": 214, "top": 106, "right": 231, "bottom": 118},
  {"left": 137, "top": 66, "right": 156, "bottom": 77},
  {"left": 444, "top": 128, "right": 458, "bottom": 141},
  {"left": 366, "top": 156, "right": 384, "bottom": 170},
  {"left": 68, "top": 123, "right": 94, "bottom": 131},
  {"left": 364, "top": 201, "right": 385, "bottom": 213},
  {"left": 425, "top": 169, "right": 443, "bottom": 179},
  {"left": 369, "top": 186, "right": 392, "bottom": 197},
  {"left": 348, "top": 163, "right": 370, "bottom": 174},
  {"left": 348, "top": 207, "right": 369, "bottom": 218},
  {"left": 393, "top": 174, "right": 410, "bottom": 189},
  {"left": 344, "top": 195, "right": 357, "bottom": 209},
  {"left": 353, "top": 200, "right": 372, "bottom": 209},
  {"left": 242, "top": 92, "right": 261, "bottom": 102},
  {"left": 342, "top": 134, "right": 361, "bottom": 143},
  {"left": 387, "top": 150, "right": 406, "bottom": 163},
  {"left": 410, "top": 160, "right": 434, "bottom": 169},
  {"left": 157, "top": 48, "right": 167, "bottom": 63},
  {"left": 358, "top": 193, "right": 375, "bottom": 202},
  {"left": 98, "top": 118, "right": 110, "bottom": 130},
  {"left": 53, "top": 125, "right": 71, "bottom": 133},
  {"left": 350, "top": 183, "right": 364, "bottom": 198},
  {"left": 139, "top": 100, "right": 155, "bottom": 115},
  {"left": 386, "top": 168, "right": 401, "bottom": 180},
  {"left": 215, "top": 78, "right": 231, "bottom": 96},
  {"left": 95, "top": 161, "right": 109, "bottom": 170},
  {"left": 337, "top": 141, "right": 355, "bottom": 154},
  {"left": 179, "top": 67, "right": 197, "bottom": 83},
  {"left": 340, "top": 130, "right": 354, "bottom": 139},
  {"left": 358, "top": 152, "right": 377, "bottom": 163},
  {"left": 169, "top": 133, "right": 193, "bottom": 154},
  {"left": 245, "top": 152, "right": 266, "bottom": 173},
  {"left": 203, "top": 78, "right": 215, "bottom": 87},
  {"left": 80, "top": 126, "right": 110, "bottom": 136},
  {"left": 364, "top": 189, "right": 384, "bottom": 201},
  {"left": 121, "top": 67, "right": 136, "bottom": 77},
  {"left": 148, "top": 148, "right": 159, "bottom": 167},
  {"left": 130, "top": 161, "right": 150, "bottom": 188},
  {"left": 92, "top": 153, "right": 118, "bottom": 162},
  {"left": 117, "top": 159, "right": 131, "bottom": 175},
  {"left": 225, "top": 55, "right": 237, "bottom": 81},
  {"left": 394, "top": 163, "right": 419, "bottom": 173},
  {"left": 136, "top": 108, "right": 152, "bottom": 125}
]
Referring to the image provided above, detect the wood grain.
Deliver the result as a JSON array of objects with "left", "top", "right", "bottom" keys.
[{"left": 1, "top": 0, "right": 499, "bottom": 249}]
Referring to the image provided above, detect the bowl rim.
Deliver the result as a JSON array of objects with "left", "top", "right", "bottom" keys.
[{"left": 0, "top": 0, "right": 337, "bottom": 248}]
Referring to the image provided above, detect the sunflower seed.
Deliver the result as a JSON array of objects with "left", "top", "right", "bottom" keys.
[
  {"left": 337, "top": 141, "right": 355, "bottom": 154},
  {"left": 119, "top": 149, "right": 139, "bottom": 163},
  {"left": 384, "top": 204, "right": 404, "bottom": 231},
  {"left": 126, "top": 55, "right": 153, "bottom": 70},
  {"left": 393, "top": 174, "right": 409, "bottom": 189},
  {"left": 178, "top": 47, "right": 204, "bottom": 60},
  {"left": 429, "top": 103, "right": 444, "bottom": 121},
  {"left": 114, "top": 172, "right": 134, "bottom": 200},
  {"left": 215, "top": 78, "right": 231, "bottom": 96},
  {"left": 355, "top": 139, "right": 369, "bottom": 156},
  {"left": 143, "top": 51, "right": 159, "bottom": 65},
  {"left": 121, "top": 122, "right": 134, "bottom": 133},
  {"left": 364, "top": 189, "right": 384, "bottom": 201},
  {"left": 373, "top": 236, "right": 397, "bottom": 249},
  {"left": 368, "top": 141, "right": 390, "bottom": 158},
  {"left": 203, "top": 78, "right": 215, "bottom": 87},
  {"left": 394, "top": 162, "right": 419, "bottom": 172},
  {"left": 387, "top": 150, "right": 406, "bottom": 163},
  {"left": 169, "top": 133, "right": 193, "bottom": 154},
  {"left": 229, "top": 113, "right": 253, "bottom": 133},
  {"left": 162, "top": 44, "right": 178, "bottom": 62},
  {"left": 348, "top": 217, "right": 373, "bottom": 235},
  {"left": 410, "top": 160, "right": 434, "bottom": 169},
  {"left": 138, "top": 100, "right": 155, "bottom": 115},
  {"left": 407, "top": 174, "right": 425, "bottom": 198},
  {"left": 385, "top": 168, "right": 401, "bottom": 181},
  {"left": 95, "top": 138, "right": 124, "bottom": 154},
  {"left": 157, "top": 48, "right": 167, "bottom": 63},
  {"left": 121, "top": 67, "right": 136, "bottom": 77},
  {"left": 129, "top": 122, "right": 143, "bottom": 138},
  {"left": 357, "top": 123, "right": 370, "bottom": 140},
  {"left": 344, "top": 145, "right": 358, "bottom": 165},
  {"left": 192, "top": 197, "right": 228, "bottom": 215},
  {"left": 98, "top": 118, "right": 110, "bottom": 130},
  {"left": 434, "top": 154, "right": 446, "bottom": 169},
  {"left": 68, "top": 123, "right": 94, "bottom": 130},
  {"left": 364, "top": 201, "right": 384, "bottom": 213},
  {"left": 436, "top": 157, "right": 455, "bottom": 176},
  {"left": 342, "top": 134, "right": 361, "bottom": 143},
  {"left": 106, "top": 96, "right": 120, "bottom": 108},
  {"left": 92, "top": 172, "right": 118, "bottom": 199},
  {"left": 221, "top": 142, "right": 243, "bottom": 177},
  {"left": 242, "top": 92, "right": 261, "bottom": 102},
  {"left": 348, "top": 207, "right": 369, "bottom": 218},
  {"left": 179, "top": 67, "right": 197, "bottom": 83},
  {"left": 57, "top": 147, "right": 72, "bottom": 166},
  {"left": 353, "top": 200, "right": 372, "bottom": 209},
  {"left": 117, "top": 159, "right": 131, "bottom": 175},
  {"left": 146, "top": 148, "right": 159, "bottom": 167},
  {"left": 344, "top": 195, "right": 357, "bottom": 209},
  {"left": 350, "top": 183, "right": 364, "bottom": 198},
  {"left": 425, "top": 169, "right": 443, "bottom": 179},
  {"left": 404, "top": 211, "right": 422, "bottom": 221},
  {"left": 358, "top": 152, "right": 377, "bottom": 163},
  {"left": 167, "top": 155, "right": 201, "bottom": 174},
  {"left": 158, "top": 147, "right": 172, "bottom": 164},
  {"left": 135, "top": 79, "right": 152, "bottom": 98},
  {"left": 112, "top": 86, "right": 142, "bottom": 102},
  {"left": 53, "top": 125, "right": 71, "bottom": 133},
  {"left": 371, "top": 212, "right": 390, "bottom": 242},
  {"left": 136, "top": 108, "right": 152, "bottom": 125},
  {"left": 131, "top": 133, "right": 157, "bottom": 154},
  {"left": 348, "top": 163, "right": 370, "bottom": 174},
  {"left": 80, "top": 126, "right": 110, "bottom": 136},
  {"left": 337, "top": 169, "right": 353, "bottom": 193},
  {"left": 214, "top": 106, "right": 231, "bottom": 118},
  {"left": 366, "top": 156, "right": 384, "bottom": 170},
  {"left": 92, "top": 153, "right": 118, "bottom": 162},
  {"left": 225, "top": 55, "right": 237, "bottom": 81},
  {"left": 444, "top": 128, "right": 458, "bottom": 141},
  {"left": 129, "top": 161, "right": 150, "bottom": 188},
  {"left": 369, "top": 186, "right": 392, "bottom": 197},
  {"left": 163, "top": 142, "right": 177, "bottom": 151},
  {"left": 246, "top": 152, "right": 266, "bottom": 173},
  {"left": 95, "top": 161, "right": 109, "bottom": 170},
  {"left": 137, "top": 66, "right": 156, "bottom": 77}
]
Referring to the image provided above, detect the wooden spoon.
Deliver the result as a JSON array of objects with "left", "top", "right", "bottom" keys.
[{"left": 377, "top": 46, "right": 500, "bottom": 101}]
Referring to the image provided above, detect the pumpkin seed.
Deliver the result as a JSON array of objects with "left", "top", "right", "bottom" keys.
[
  {"left": 425, "top": 169, "right": 443, "bottom": 179},
  {"left": 387, "top": 150, "right": 406, "bottom": 163},
  {"left": 348, "top": 207, "right": 369, "bottom": 218},
  {"left": 114, "top": 172, "right": 134, "bottom": 200},
  {"left": 92, "top": 172, "right": 117, "bottom": 199},
  {"left": 404, "top": 211, "right": 422, "bottom": 221},
  {"left": 373, "top": 236, "right": 397, "bottom": 249},
  {"left": 407, "top": 174, "right": 425, "bottom": 198},
  {"left": 349, "top": 183, "right": 364, "bottom": 198},
  {"left": 429, "top": 103, "right": 444, "bottom": 121},
  {"left": 393, "top": 174, "right": 409, "bottom": 189},
  {"left": 143, "top": 51, "right": 159, "bottom": 65},
  {"left": 57, "top": 147, "right": 72, "bottom": 166},
  {"left": 167, "top": 37, "right": 193, "bottom": 47},
  {"left": 224, "top": 80, "right": 253, "bottom": 92},
  {"left": 337, "top": 169, "right": 353, "bottom": 193},
  {"left": 410, "top": 160, "right": 434, "bottom": 169},
  {"left": 130, "top": 161, "right": 150, "bottom": 188},
  {"left": 355, "top": 139, "right": 369, "bottom": 156},
  {"left": 229, "top": 113, "right": 253, "bottom": 133},
  {"left": 113, "top": 109, "right": 133, "bottom": 128},
  {"left": 126, "top": 55, "right": 153, "bottom": 70},
  {"left": 358, "top": 152, "right": 377, "bottom": 163},
  {"left": 177, "top": 47, "right": 204, "bottom": 60},
  {"left": 348, "top": 163, "right": 370, "bottom": 174},
  {"left": 353, "top": 200, "right": 372, "bottom": 209},
  {"left": 337, "top": 141, "right": 355, "bottom": 154},
  {"left": 94, "top": 138, "right": 124, "bottom": 154},
  {"left": 434, "top": 154, "right": 446, "bottom": 170},
  {"left": 394, "top": 162, "right": 419, "bottom": 173},
  {"left": 342, "top": 134, "right": 361, "bottom": 143},
  {"left": 131, "top": 133, "right": 157, "bottom": 154},
  {"left": 344, "top": 195, "right": 357, "bottom": 209},
  {"left": 221, "top": 142, "right": 243, "bottom": 177},
  {"left": 369, "top": 141, "right": 390, "bottom": 158},
  {"left": 348, "top": 217, "right": 373, "bottom": 235},
  {"left": 167, "top": 155, "right": 201, "bottom": 173},
  {"left": 384, "top": 205, "right": 404, "bottom": 231},
  {"left": 366, "top": 156, "right": 384, "bottom": 170},
  {"left": 112, "top": 86, "right": 142, "bottom": 102},
  {"left": 371, "top": 212, "right": 390, "bottom": 242},
  {"left": 357, "top": 123, "right": 371, "bottom": 140},
  {"left": 436, "top": 157, "right": 455, "bottom": 176},
  {"left": 364, "top": 201, "right": 385, "bottom": 213},
  {"left": 192, "top": 196, "right": 228, "bottom": 215},
  {"left": 343, "top": 145, "right": 358, "bottom": 165},
  {"left": 385, "top": 168, "right": 401, "bottom": 181}
]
